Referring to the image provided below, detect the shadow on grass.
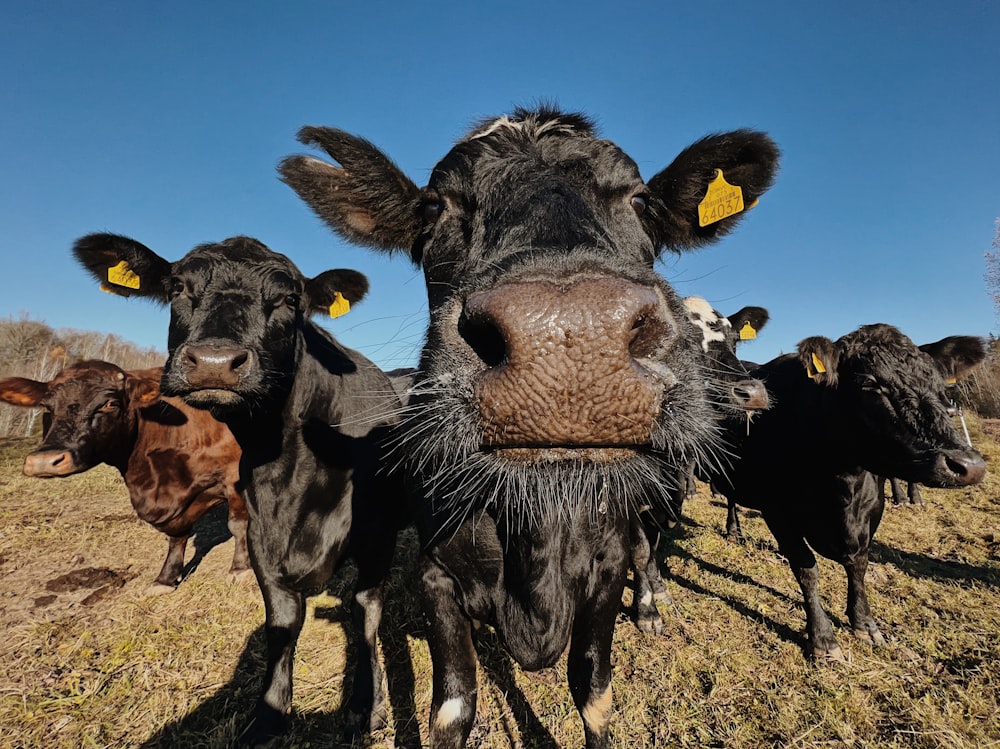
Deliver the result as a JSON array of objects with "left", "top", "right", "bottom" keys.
[
  {"left": 870, "top": 540, "right": 1000, "bottom": 589},
  {"left": 180, "top": 503, "right": 234, "bottom": 581},
  {"left": 142, "top": 527, "right": 556, "bottom": 748},
  {"left": 474, "top": 627, "right": 560, "bottom": 749}
]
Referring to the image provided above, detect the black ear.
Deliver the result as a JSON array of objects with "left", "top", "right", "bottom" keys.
[
  {"left": 919, "top": 336, "right": 987, "bottom": 382},
  {"left": 279, "top": 127, "right": 422, "bottom": 259},
  {"left": 72, "top": 233, "right": 173, "bottom": 302},
  {"left": 305, "top": 269, "right": 370, "bottom": 318},
  {"left": 645, "top": 130, "right": 779, "bottom": 253},
  {"left": 727, "top": 306, "right": 770, "bottom": 341},
  {"left": 798, "top": 336, "right": 840, "bottom": 387}
]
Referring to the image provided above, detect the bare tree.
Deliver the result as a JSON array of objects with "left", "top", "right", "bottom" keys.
[
  {"left": 0, "top": 315, "right": 165, "bottom": 438},
  {"left": 985, "top": 218, "right": 1000, "bottom": 325}
]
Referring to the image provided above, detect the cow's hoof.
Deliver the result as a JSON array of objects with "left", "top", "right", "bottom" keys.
[
  {"left": 811, "top": 644, "right": 846, "bottom": 663},
  {"left": 143, "top": 582, "right": 176, "bottom": 596},
  {"left": 229, "top": 568, "right": 256, "bottom": 584},
  {"left": 636, "top": 610, "right": 665, "bottom": 636},
  {"left": 345, "top": 704, "right": 387, "bottom": 737},
  {"left": 853, "top": 627, "right": 886, "bottom": 647},
  {"left": 237, "top": 707, "right": 288, "bottom": 749}
]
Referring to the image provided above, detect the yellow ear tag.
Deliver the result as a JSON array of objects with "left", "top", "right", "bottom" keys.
[
  {"left": 328, "top": 291, "right": 350, "bottom": 319},
  {"left": 698, "top": 169, "right": 745, "bottom": 227},
  {"left": 945, "top": 376, "right": 957, "bottom": 385},
  {"left": 806, "top": 352, "right": 828, "bottom": 379},
  {"left": 107, "top": 260, "right": 140, "bottom": 289},
  {"left": 738, "top": 322, "right": 757, "bottom": 340}
]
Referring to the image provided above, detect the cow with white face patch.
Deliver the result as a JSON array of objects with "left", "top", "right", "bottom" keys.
[
  {"left": 630, "top": 298, "right": 770, "bottom": 633},
  {"left": 281, "top": 106, "right": 779, "bottom": 747}
]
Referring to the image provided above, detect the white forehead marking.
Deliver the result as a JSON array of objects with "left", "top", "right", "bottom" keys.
[
  {"left": 684, "top": 296, "right": 730, "bottom": 352},
  {"left": 468, "top": 115, "right": 581, "bottom": 141}
]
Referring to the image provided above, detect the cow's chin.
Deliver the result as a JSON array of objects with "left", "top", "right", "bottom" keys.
[
  {"left": 488, "top": 446, "right": 642, "bottom": 464},
  {"left": 182, "top": 388, "right": 246, "bottom": 410}
]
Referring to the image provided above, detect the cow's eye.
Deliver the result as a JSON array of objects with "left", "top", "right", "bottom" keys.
[
  {"left": 421, "top": 191, "right": 443, "bottom": 224},
  {"left": 284, "top": 293, "right": 300, "bottom": 308},
  {"left": 858, "top": 374, "right": 880, "bottom": 391},
  {"left": 630, "top": 194, "right": 648, "bottom": 217},
  {"left": 169, "top": 278, "right": 185, "bottom": 300},
  {"left": 100, "top": 400, "right": 120, "bottom": 412}
]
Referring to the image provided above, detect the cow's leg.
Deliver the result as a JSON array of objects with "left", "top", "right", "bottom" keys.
[
  {"left": 240, "top": 582, "right": 305, "bottom": 749},
  {"left": 568, "top": 549, "right": 627, "bottom": 749},
  {"left": 907, "top": 482, "right": 924, "bottom": 506},
  {"left": 844, "top": 552, "right": 885, "bottom": 647},
  {"left": 146, "top": 534, "right": 189, "bottom": 594},
  {"left": 629, "top": 514, "right": 663, "bottom": 634},
  {"left": 889, "top": 478, "right": 907, "bottom": 506},
  {"left": 422, "top": 557, "right": 477, "bottom": 749},
  {"left": 226, "top": 499, "right": 252, "bottom": 582},
  {"left": 764, "top": 517, "right": 841, "bottom": 660},
  {"left": 725, "top": 497, "right": 744, "bottom": 541},
  {"left": 345, "top": 541, "right": 394, "bottom": 734}
]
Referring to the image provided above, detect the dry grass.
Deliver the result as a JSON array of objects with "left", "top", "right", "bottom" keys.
[{"left": 1, "top": 420, "right": 998, "bottom": 748}]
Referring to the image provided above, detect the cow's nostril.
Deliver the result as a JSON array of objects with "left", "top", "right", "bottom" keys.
[
  {"left": 629, "top": 309, "right": 671, "bottom": 360},
  {"left": 460, "top": 315, "right": 507, "bottom": 368},
  {"left": 232, "top": 350, "right": 249, "bottom": 372}
]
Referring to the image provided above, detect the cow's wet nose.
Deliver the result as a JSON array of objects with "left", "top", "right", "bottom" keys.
[
  {"left": 731, "top": 379, "right": 769, "bottom": 411},
  {"left": 937, "top": 449, "right": 987, "bottom": 486},
  {"left": 180, "top": 345, "right": 250, "bottom": 389},
  {"left": 24, "top": 450, "right": 78, "bottom": 477},
  {"left": 464, "top": 277, "right": 673, "bottom": 447}
]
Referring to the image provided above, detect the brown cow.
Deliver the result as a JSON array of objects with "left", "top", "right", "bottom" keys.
[{"left": 0, "top": 360, "right": 249, "bottom": 594}]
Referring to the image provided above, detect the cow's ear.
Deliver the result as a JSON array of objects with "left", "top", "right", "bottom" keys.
[
  {"left": 727, "top": 306, "right": 769, "bottom": 341},
  {"left": 798, "top": 336, "right": 839, "bottom": 387},
  {"left": 0, "top": 377, "right": 47, "bottom": 407},
  {"left": 73, "top": 233, "right": 173, "bottom": 303},
  {"left": 279, "top": 127, "right": 422, "bottom": 262},
  {"left": 919, "top": 335, "right": 987, "bottom": 384},
  {"left": 645, "top": 130, "right": 779, "bottom": 253},
  {"left": 126, "top": 373, "right": 161, "bottom": 407},
  {"left": 305, "top": 269, "right": 370, "bottom": 319}
]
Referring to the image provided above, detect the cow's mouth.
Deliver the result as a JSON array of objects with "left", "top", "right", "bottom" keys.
[
  {"left": 182, "top": 388, "right": 245, "bottom": 408},
  {"left": 488, "top": 446, "right": 642, "bottom": 464}
]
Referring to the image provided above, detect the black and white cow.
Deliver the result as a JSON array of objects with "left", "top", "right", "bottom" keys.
[
  {"left": 280, "top": 106, "right": 779, "bottom": 747},
  {"left": 73, "top": 234, "right": 405, "bottom": 747},
  {"left": 711, "top": 325, "right": 986, "bottom": 660},
  {"left": 630, "top": 298, "right": 770, "bottom": 633}
]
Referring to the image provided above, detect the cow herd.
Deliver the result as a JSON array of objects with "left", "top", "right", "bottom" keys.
[{"left": 0, "top": 106, "right": 988, "bottom": 748}]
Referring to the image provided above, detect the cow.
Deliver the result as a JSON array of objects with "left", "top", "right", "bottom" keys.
[
  {"left": 630, "top": 299, "right": 770, "bottom": 633},
  {"left": 878, "top": 476, "right": 924, "bottom": 506},
  {"left": 710, "top": 326, "right": 986, "bottom": 661},
  {"left": 72, "top": 234, "right": 405, "bottom": 747},
  {"left": 0, "top": 360, "right": 248, "bottom": 594},
  {"left": 280, "top": 106, "right": 780, "bottom": 747}
]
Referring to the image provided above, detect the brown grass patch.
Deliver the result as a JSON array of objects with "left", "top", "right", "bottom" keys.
[{"left": 1, "top": 420, "right": 999, "bottom": 748}]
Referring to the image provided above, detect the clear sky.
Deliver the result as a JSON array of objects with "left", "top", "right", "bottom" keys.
[{"left": 2, "top": 1, "right": 998, "bottom": 370}]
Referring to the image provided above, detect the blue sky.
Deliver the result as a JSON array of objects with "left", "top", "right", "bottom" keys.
[{"left": 2, "top": 1, "right": 998, "bottom": 370}]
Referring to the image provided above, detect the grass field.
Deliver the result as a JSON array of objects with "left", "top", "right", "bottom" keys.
[{"left": 1, "top": 418, "right": 998, "bottom": 749}]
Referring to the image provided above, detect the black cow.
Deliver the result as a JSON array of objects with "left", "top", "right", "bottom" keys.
[
  {"left": 711, "top": 326, "right": 986, "bottom": 660},
  {"left": 73, "top": 234, "right": 404, "bottom": 747},
  {"left": 281, "top": 106, "right": 779, "bottom": 747},
  {"left": 630, "top": 298, "right": 770, "bottom": 633}
]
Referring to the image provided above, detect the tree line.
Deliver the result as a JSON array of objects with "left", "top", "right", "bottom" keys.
[{"left": 0, "top": 314, "right": 164, "bottom": 439}]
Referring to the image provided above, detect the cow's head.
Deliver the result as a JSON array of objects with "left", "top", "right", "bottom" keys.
[
  {"left": 280, "top": 107, "right": 779, "bottom": 522},
  {"left": 73, "top": 234, "right": 368, "bottom": 413},
  {"left": 0, "top": 361, "right": 159, "bottom": 476},
  {"left": 799, "top": 325, "right": 986, "bottom": 487},
  {"left": 684, "top": 297, "right": 769, "bottom": 413}
]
